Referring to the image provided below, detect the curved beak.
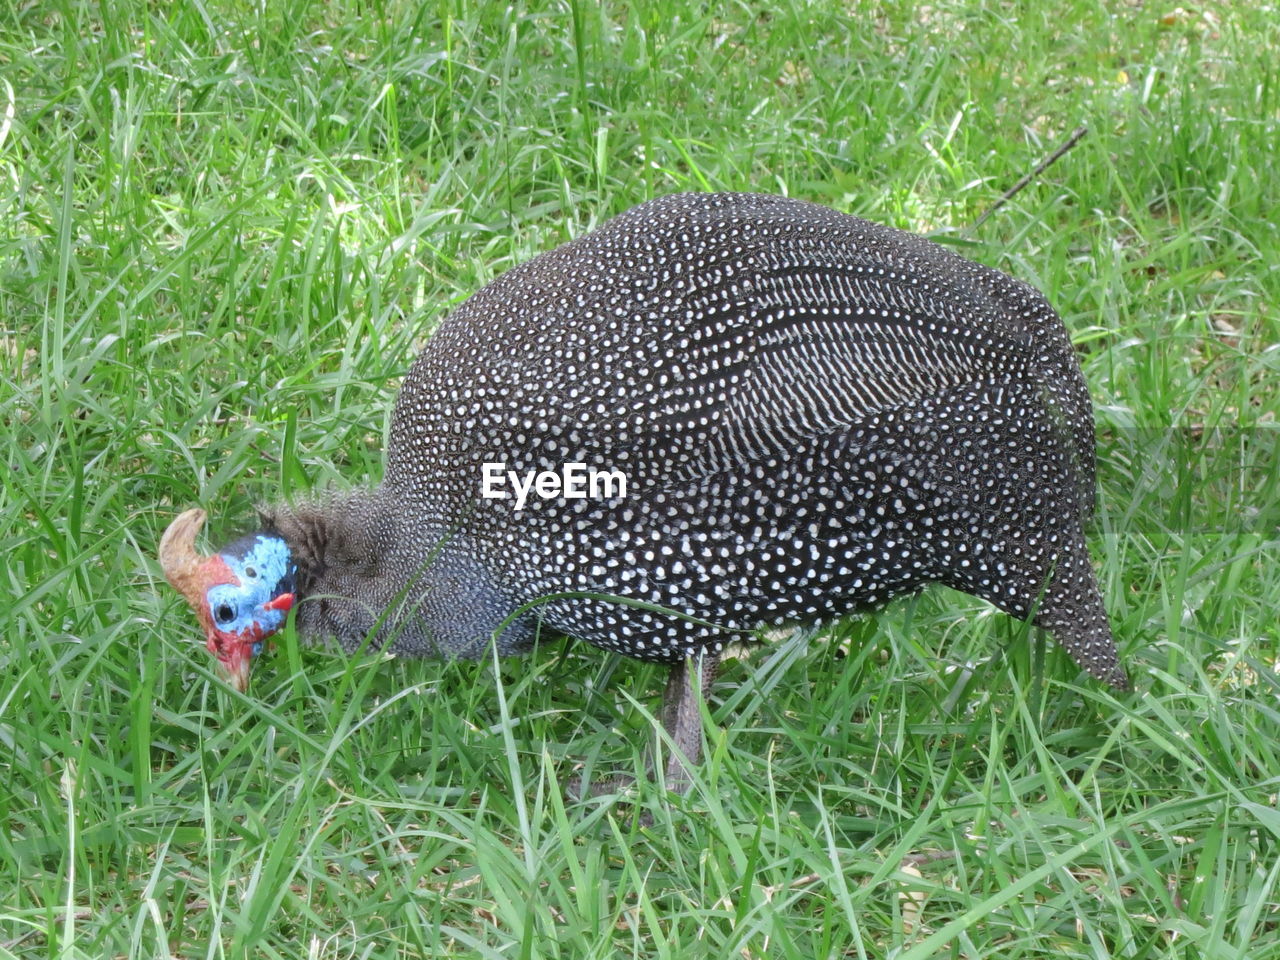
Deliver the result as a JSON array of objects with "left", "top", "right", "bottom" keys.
[{"left": 213, "top": 636, "right": 253, "bottom": 693}]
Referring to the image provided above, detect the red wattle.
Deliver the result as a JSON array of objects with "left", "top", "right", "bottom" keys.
[{"left": 264, "top": 592, "right": 294, "bottom": 613}]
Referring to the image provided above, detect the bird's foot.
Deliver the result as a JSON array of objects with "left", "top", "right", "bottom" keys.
[{"left": 564, "top": 652, "right": 718, "bottom": 815}]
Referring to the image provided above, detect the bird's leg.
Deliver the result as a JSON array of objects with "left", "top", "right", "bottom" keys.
[
  {"left": 658, "top": 651, "right": 719, "bottom": 796},
  {"left": 567, "top": 650, "right": 720, "bottom": 800}
]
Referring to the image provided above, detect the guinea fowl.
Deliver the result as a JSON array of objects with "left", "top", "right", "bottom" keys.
[{"left": 160, "top": 192, "right": 1126, "bottom": 794}]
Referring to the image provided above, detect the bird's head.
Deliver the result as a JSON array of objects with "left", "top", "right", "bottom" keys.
[{"left": 159, "top": 508, "right": 297, "bottom": 692}]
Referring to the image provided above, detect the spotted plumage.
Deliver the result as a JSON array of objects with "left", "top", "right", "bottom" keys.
[{"left": 163, "top": 192, "right": 1125, "bottom": 787}]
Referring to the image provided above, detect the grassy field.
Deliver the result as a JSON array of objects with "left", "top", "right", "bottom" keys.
[{"left": 2, "top": 0, "right": 1278, "bottom": 956}]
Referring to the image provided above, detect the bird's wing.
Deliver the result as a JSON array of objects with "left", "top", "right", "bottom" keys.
[
  {"left": 387, "top": 194, "right": 1092, "bottom": 508},
  {"left": 616, "top": 264, "right": 1041, "bottom": 485}
]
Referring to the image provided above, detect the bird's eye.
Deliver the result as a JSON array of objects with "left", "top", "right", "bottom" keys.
[
  {"left": 245, "top": 566, "right": 257, "bottom": 579},
  {"left": 215, "top": 603, "right": 235, "bottom": 625}
]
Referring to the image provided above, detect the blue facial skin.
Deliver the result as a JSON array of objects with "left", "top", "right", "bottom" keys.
[{"left": 205, "top": 534, "right": 296, "bottom": 655}]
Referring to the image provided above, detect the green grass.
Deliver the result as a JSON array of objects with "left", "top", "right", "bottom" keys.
[{"left": 1, "top": 0, "right": 1278, "bottom": 956}]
